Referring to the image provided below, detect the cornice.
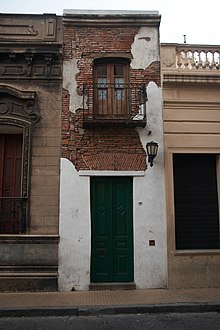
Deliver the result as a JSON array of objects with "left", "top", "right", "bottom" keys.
[
  {"left": 0, "top": 44, "right": 62, "bottom": 52},
  {"left": 63, "top": 10, "right": 161, "bottom": 27},
  {"left": 163, "top": 99, "right": 220, "bottom": 109},
  {"left": 163, "top": 73, "right": 220, "bottom": 86}
]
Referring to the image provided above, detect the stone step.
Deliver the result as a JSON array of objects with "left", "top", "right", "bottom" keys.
[{"left": 89, "top": 282, "right": 136, "bottom": 291}]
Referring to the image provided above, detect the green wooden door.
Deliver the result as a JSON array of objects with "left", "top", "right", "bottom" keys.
[{"left": 91, "top": 177, "right": 133, "bottom": 283}]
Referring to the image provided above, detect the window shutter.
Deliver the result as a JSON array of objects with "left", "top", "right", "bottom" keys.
[{"left": 173, "top": 154, "right": 219, "bottom": 250}]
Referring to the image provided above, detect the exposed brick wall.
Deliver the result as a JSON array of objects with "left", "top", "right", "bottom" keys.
[
  {"left": 79, "top": 126, "right": 146, "bottom": 171},
  {"left": 63, "top": 26, "right": 139, "bottom": 60},
  {"left": 62, "top": 24, "right": 160, "bottom": 171},
  {"left": 130, "top": 63, "right": 161, "bottom": 88},
  {"left": 62, "top": 87, "right": 148, "bottom": 171},
  {"left": 63, "top": 25, "right": 161, "bottom": 87}
]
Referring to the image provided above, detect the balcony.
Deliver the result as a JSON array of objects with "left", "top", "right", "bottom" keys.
[
  {"left": 177, "top": 46, "right": 220, "bottom": 71},
  {"left": 0, "top": 197, "right": 27, "bottom": 234},
  {"left": 82, "top": 83, "right": 147, "bottom": 128},
  {"left": 161, "top": 44, "right": 220, "bottom": 85}
]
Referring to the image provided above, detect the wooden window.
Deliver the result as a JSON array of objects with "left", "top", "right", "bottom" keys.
[
  {"left": 173, "top": 154, "right": 220, "bottom": 250},
  {"left": 0, "top": 134, "right": 23, "bottom": 233},
  {"left": 94, "top": 60, "right": 129, "bottom": 117}
]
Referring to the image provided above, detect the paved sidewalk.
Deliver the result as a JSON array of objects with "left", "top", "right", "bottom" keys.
[{"left": 0, "top": 288, "right": 220, "bottom": 317}]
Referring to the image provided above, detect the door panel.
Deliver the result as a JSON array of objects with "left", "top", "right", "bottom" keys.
[
  {"left": 114, "top": 178, "right": 133, "bottom": 281},
  {"left": 91, "top": 177, "right": 133, "bottom": 283},
  {"left": 91, "top": 178, "right": 113, "bottom": 282}
]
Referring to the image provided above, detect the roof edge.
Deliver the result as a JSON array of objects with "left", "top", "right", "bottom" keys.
[
  {"left": 63, "top": 9, "right": 160, "bottom": 16},
  {"left": 63, "top": 9, "right": 161, "bottom": 27}
]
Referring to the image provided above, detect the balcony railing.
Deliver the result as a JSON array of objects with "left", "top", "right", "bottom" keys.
[
  {"left": 177, "top": 46, "right": 220, "bottom": 70},
  {"left": 0, "top": 197, "right": 27, "bottom": 234},
  {"left": 161, "top": 44, "right": 220, "bottom": 72},
  {"left": 82, "top": 83, "right": 147, "bottom": 127}
]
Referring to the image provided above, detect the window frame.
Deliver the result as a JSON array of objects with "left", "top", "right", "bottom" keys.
[
  {"left": 165, "top": 148, "right": 220, "bottom": 255},
  {"left": 0, "top": 85, "right": 39, "bottom": 234},
  {"left": 173, "top": 153, "right": 220, "bottom": 250},
  {"left": 0, "top": 132, "right": 26, "bottom": 234},
  {"left": 93, "top": 58, "right": 129, "bottom": 117}
]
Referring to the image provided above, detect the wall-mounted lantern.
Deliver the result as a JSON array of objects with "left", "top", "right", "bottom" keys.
[{"left": 146, "top": 141, "right": 158, "bottom": 167}]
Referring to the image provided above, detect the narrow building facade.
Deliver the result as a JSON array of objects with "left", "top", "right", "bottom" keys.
[
  {"left": 161, "top": 43, "right": 220, "bottom": 288},
  {"left": 59, "top": 10, "right": 167, "bottom": 290}
]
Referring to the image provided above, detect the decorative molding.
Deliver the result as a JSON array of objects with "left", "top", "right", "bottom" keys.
[
  {"left": 0, "top": 119, "right": 30, "bottom": 199},
  {"left": 43, "top": 18, "right": 57, "bottom": 41},
  {"left": 0, "top": 16, "right": 60, "bottom": 42},
  {"left": 0, "top": 85, "right": 41, "bottom": 200},
  {"left": 0, "top": 16, "right": 62, "bottom": 80},
  {"left": 0, "top": 23, "right": 38, "bottom": 37},
  {"left": 162, "top": 57, "right": 175, "bottom": 68},
  {"left": 24, "top": 54, "right": 33, "bottom": 76},
  {"left": 0, "top": 53, "right": 62, "bottom": 80},
  {"left": 163, "top": 73, "right": 220, "bottom": 86},
  {"left": 44, "top": 54, "right": 53, "bottom": 76},
  {"left": 0, "top": 85, "right": 40, "bottom": 125},
  {"left": 163, "top": 100, "right": 220, "bottom": 110}
]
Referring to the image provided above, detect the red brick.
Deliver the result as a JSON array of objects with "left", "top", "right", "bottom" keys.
[{"left": 62, "top": 24, "right": 160, "bottom": 171}]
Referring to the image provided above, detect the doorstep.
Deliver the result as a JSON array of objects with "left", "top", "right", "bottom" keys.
[{"left": 89, "top": 282, "right": 136, "bottom": 291}]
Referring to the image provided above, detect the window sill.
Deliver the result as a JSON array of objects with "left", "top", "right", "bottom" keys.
[{"left": 173, "top": 249, "right": 220, "bottom": 256}]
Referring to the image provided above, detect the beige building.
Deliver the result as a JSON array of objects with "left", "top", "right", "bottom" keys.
[
  {"left": 0, "top": 14, "right": 62, "bottom": 291},
  {"left": 161, "top": 44, "right": 220, "bottom": 288}
]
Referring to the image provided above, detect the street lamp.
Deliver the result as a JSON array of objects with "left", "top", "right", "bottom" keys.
[{"left": 146, "top": 141, "right": 158, "bottom": 167}]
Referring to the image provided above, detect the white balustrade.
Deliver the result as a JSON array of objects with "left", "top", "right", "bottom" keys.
[{"left": 176, "top": 47, "right": 220, "bottom": 70}]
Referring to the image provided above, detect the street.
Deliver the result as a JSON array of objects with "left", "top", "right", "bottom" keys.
[{"left": 0, "top": 312, "right": 220, "bottom": 330}]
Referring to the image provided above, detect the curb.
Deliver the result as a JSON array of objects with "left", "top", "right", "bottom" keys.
[{"left": 0, "top": 303, "right": 220, "bottom": 317}]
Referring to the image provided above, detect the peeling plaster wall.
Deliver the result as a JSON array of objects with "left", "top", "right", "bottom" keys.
[
  {"left": 131, "top": 27, "right": 159, "bottom": 70},
  {"left": 63, "top": 26, "right": 160, "bottom": 114},
  {"left": 58, "top": 158, "right": 91, "bottom": 291},
  {"left": 60, "top": 17, "right": 166, "bottom": 290},
  {"left": 63, "top": 59, "right": 82, "bottom": 113},
  {"left": 58, "top": 82, "right": 167, "bottom": 291},
  {"left": 135, "top": 81, "right": 167, "bottom": 288}
]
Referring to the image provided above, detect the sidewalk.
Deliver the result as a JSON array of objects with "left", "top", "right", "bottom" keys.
[{"left": 0, "top": 288, "right": 220, "bottom": 317}]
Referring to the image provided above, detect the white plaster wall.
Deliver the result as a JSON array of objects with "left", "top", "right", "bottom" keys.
[
  {"left": 134, "top": 81, "right": 167, "bottom": 288},
  {"left": 58, "top": 82, "right": 167, "bottom": 290},
  {"left": 58, "top": 158, "right": 91, "bottom": 291},
  {"left": 131, "top": 27, "right": 159, "bottom": 70},
  {"left": 63, "top": 59, "right": 83, "bottom": 113}
]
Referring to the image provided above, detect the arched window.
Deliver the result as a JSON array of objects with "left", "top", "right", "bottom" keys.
[{"left": 0, "top": 85, "right": 40, "bottom": 234}]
